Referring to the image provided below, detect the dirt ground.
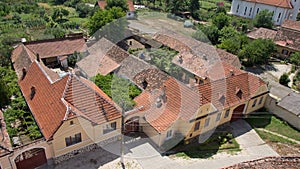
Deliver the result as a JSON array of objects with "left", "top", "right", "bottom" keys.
[{"left": 267, "top": 142, "right": 300, "bottom": 156}]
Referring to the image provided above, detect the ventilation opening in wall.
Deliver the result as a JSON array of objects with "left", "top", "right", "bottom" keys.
[{"left": 70, "top": 121, "right": 74, "bottom": 125}]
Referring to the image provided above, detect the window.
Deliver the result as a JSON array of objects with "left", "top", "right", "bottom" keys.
[
  {"left": 249, "top": 8, "right": 252, "bottom": 16},
  {"left": 70, "top": 121, "right": 74, "bottom": 125},
  {"left": 277, "top": 13, "right": 281, "bottom": 22},
  {"left": 204, "top": 118, "right": 210, "bottom": 127},
  {"left": 194, "top": 121, "right": 200, "bottom": 131},
  {"left": 224, "top": 109, "right": 230, "bottom": 118},
  {"left": 103, "top": 122, "right": 117, "bottom": 134},
  {"left": 257, "top": 8, "right": 260, "bottom": 14},
  {"left": 216, "top": 113, "right": 221, "bottom": 122},
  {"left": 282, "top": 49, "right": 289, "bottom": 55},
  {"left": 244, "top": 7, "right": 248, "bottom": 15},
  {"left": 236, "top": 4, "right": 240, "bottom": 13},
  {"left": 258, "top": 96, "right": 264, "bottom": 105},
  {"left": 166, "top": 130, "right": 173, "bottom": 139},
  {"left": 65, "top": 133, "right": 82, "bottom": 147},
  {"left": 252, "top": 99, "right": 257, "bottom": 107}
]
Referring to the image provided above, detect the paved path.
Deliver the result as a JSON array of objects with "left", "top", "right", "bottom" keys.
[{"left": 256, "top": 128, "right": 300, "bottom": 144}]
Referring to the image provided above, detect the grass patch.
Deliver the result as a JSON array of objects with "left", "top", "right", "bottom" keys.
[
  {"left": 255, "top": 129, "right": 296, "bottom": 144},
  {"left": 246, "top": 113, "right": 300, "bottom": 142}
]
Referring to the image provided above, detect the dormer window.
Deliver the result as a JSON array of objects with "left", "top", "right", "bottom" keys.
[
  {"left": 236, "top": 87, "right": 243, "bottom": 99},
  {"left": 142, "top": 79, "right": 148, "bottom": 89},
  {"left": 218, "top": 94, "right": 225, "bottom": 105},
  {"left": 30, "top": 86, "right": 36, "bottom": 100},
  {"left": 21, "top": 68, "right": 27, "bottom": 80}
]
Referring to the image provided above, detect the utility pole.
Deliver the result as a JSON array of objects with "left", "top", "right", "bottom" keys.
[{"left": 120, "top": 106, "right": 125, "bottom": 169}]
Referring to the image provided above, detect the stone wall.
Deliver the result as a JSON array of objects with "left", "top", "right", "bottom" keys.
[
  {"left": 53, "top": 135, "right": 120, "bottom": 164},
  {"left": 224, "top": 156, "right": 300, "bottom": 169}
]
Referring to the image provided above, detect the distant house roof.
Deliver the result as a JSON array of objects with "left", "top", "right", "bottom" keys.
[
  {"left": 23, "top": 37, "right": 87, "bottom": 59},
  {"left": 281, "top": 20, "right": 300, "bottom": 31},
  {"left": 77, "top": 38, "right": 129, "bottom": 78},
  {"left": 274, "top": 20, "right": 300, "bottom": 51},
  {"left": 0, "top": 110, "right": 12, "bottom": 157},
  {"left": 153, "top": 31, "right": 242, "bottom": 79},
  {"left": 244, "top": 0, "right": 293, "bottom": 9},
  {"left": 277, "top": 92, "right": 300, "bottom": 116},
  {"left": 18, "top": 61, "right": 121, "bottom": 140},
  {"left": 98, "top": 0, "right": 135, "bottom": 11},
  {"left": 247, "top": 28, "right": 277, "bottom": 40}
]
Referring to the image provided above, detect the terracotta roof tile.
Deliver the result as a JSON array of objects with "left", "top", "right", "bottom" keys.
[
  {"left": 244, "top": 0, "right": 293, "bottom": 8},
  {"left": 216, "top": 49, "right": 242, "bottom": 68},
  {"left": 98, "top": 0, "right": 107, "bottom": 10},
  {"left": 63, "top": 75, "right": 121, "bottom": 124},
  {"left": 18, "top": 61, "right": 69, "bottom": 140},
  {"left": 247, "top": 28, "right": 277, "bottom": 40},
  {"left": 282, "top": 20, "right": 300, "bottom": 31},
  {"left": 24, "top": 37, "right": 87, "bottom": 59}
]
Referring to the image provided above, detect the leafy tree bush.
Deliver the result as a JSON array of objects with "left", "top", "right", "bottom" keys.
[
  {"left": 195, "top": 24, "right": 220, "bottom": 45},
  {"left": 279, "top": 73, "right": 290, "bottom": 86},
  {"left": 106, "top": 0, "right": 128, "bottom": 12},
  {"left": 0, "top": 2, "right": 10, "bottom": 16},
  {"left": 44, "top": 26, "right": 66, "bottom": 38},
  {"left": 189, "top": 0, "right": 200, "bottom": 19},
  {"left": 212, "top": 13, "right": 231, "bottom": 30},
  {"left": 238, "top": 38, "right": 276, "bottom": 66},
  {"left": 290, "top": 52, "right": 300, "bottom": 68},
  {"left": 88, "top": 7, "right": 125, "bottom": 35},
  {"left": 218, "top": 26, "right": 240, "bottom": 43},
  {"left": 253, "top": 10, "right": 273, "bottom": 29}
]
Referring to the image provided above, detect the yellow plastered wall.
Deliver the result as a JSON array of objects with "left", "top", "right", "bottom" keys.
[
  {"left": 52, "top": 117, "right": 93, "bottom": 157},
  {"left": 93, "top": 118, "right": 121, "bottom": 143},
  {"left": 246, "top": 95, "right": 267, "bottom": 114}
]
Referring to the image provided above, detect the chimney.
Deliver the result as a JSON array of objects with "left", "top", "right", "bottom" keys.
[
  {"left": 178, "top": 55, "right": 183, "bottom": 64},
  {"left": 21, "top": 67, "right": 27, "bottom": 80},
  {"left": 36, "top": 53, "right": 40, "bottom": 62},
  {"left": 30, "top": 86, "right": 36, "bottom": 100},
  {"left": 230, "top": 69, "right": 234, "bottom": 76},
  {"left": 161, "top": 86, "right": 167, "bottom": 103},
  {"left": 155, "top": 97, "right": 162, "bottom": 108}
]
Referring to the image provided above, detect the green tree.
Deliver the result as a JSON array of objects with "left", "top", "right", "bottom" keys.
[
  {"left": 218, "top": 26, "right": 240, "bottom": 43},
  {"left": 197, "top": 24, "right": 220, "bottom": 45},
  {"left": 106, "top": 0, "right": 128, "bottom": 12},
  {"left": 290, "top": 52, "right": 300, "bottom": 67},
  {"left": 168, "top": 0, "right": 189, "bottom": 13},
  {"left": 279, "top": 73, "right": 290, "bottom": 86},
  {"left": 0, "top": 2, "right": 10, "bottom": 16},
  {"left": 218, "top": 38, "right": 241, "bottom": 55},
  {"left": 52, "top": 7, "right": 69, "bottom": 22},
  {"left": 189, "top": 0, "right": 200, "bottom": 19},
  {"left": 88, "top": 7, "right": 125, "bottom": 35},
  {"left": 216, "top": 6, "right": 226, "bottom": 14},
  {"left": 0, "top": 44, "right": 13, "bottom": 67},
  {"left": 253, "top": 10, "right": 273, "bottom": 29},
  {"left": 212, "top": 13, "right": 231, "bottom": 30},
  {"left": 238, "top": 38, "right": 276, "bottom": 66}
]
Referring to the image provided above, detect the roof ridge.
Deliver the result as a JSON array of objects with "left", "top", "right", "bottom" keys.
[{"left": 23, "top": 36, "right": 84, "bottom": 45}]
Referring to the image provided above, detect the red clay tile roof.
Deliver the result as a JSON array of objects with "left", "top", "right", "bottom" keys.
[
  {"left": 127, "top": 0, "right": 135, "bottom": 11},
  {"left": 154, "top": 31, "right": 241, "bottom": 79},
  {"left": 135, "top": 72, "right": 267, "bottom": 132},
  {"left": 274, "top": 23, "right": 300, "bottom": 51},
  {"left": 98, "top": 0, "right": 107, "bottom": 10},
  {"left": 244, "top": 0, "right": 293, "bottom": 8},
  {"left": 18, "top": 60, "right": 120, "bottom": 140},
  {"left": 18, "top": 61, "right": 69, "bottom": 140},
  {"left": 77, "top": 38, "right": 129, "bottom": 78},
  {"left": 247, "top": 28, "right": 278, "bottom": 40},
  {"left": 282, "top": 20, "right": 300, "bottom": 31},
  {"left": 24, "top": 37, "right": 87, "bottom": 59},
  {"left": 0, "top": 110, "right": 12, "bottom": 157},
  {"left": 63, "top": 75, "right": 121, "bottom": 124}
]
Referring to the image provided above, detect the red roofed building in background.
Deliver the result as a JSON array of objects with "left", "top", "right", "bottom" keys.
[{"left": 230, "top": 0, "right": 300, "bottom": 25}]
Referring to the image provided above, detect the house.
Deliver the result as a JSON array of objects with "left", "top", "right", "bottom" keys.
[
  {"left": 247, "top": 20, "right": 300, "bottom": 59},
  {"left": 230, "top": 0, "right": 300, "bottom": 25},
  {"left": 266, "top": 91, "right": 300, "bottom": 130},
  {"left": 11, "top": 36, "right": 87, "bottom": 68},
  {"left": 8, "top": 40, "right": 123, "bottom": 168}
]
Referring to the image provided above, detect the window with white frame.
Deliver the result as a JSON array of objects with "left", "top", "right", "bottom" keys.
[
  {"left": 166, "top": 130, "right": 173, "bottom": 139},
  {"left": 249, "top": 8, "right": 252, "bottom": 16},
  {"left": 277, "top": 13, "right": 281, "bottom": 22},
  {"left": 103, "top": 122, "right": 117, "bottom": 134},
  {"left": 244, "top": 7, "right": 248, "bottom": 15},
  {"left": 236, "top": 4, "right": 240, "bottom": 13}
]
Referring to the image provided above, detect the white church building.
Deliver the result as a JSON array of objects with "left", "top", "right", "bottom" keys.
[{"left": 230, "top": 0, "right": 300, "bottom": 25}]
